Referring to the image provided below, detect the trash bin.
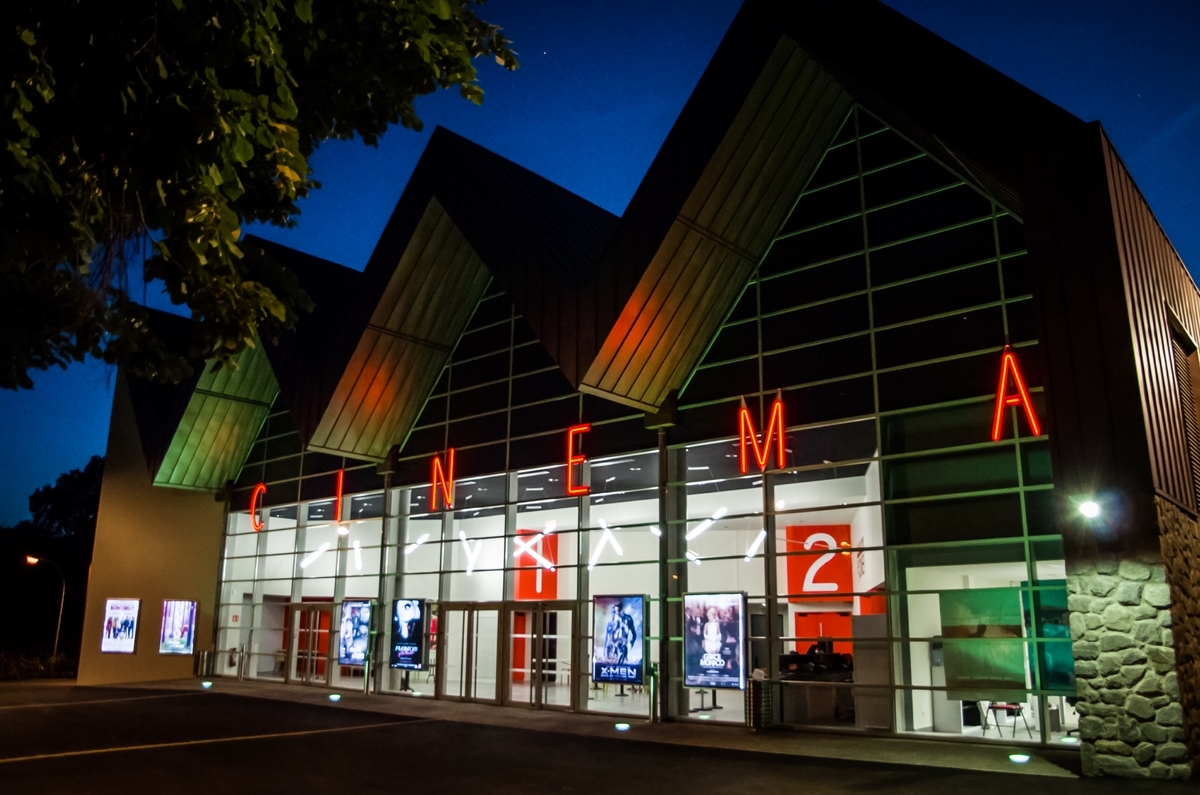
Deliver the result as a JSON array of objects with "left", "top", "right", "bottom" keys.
[{"left": 746, "top": 676, "right": 773, "bottom": 730}]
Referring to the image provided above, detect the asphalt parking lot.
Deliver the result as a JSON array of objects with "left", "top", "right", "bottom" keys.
[{"left": 0, "top": 683, "right": 1190, "bottom": 794}]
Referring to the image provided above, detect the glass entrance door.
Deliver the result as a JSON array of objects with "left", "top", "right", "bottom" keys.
[
  {"left": 506, "top": 602, "right": 574, "bottom": 709},
  {"left": 287, "top": 604, "right": 333, "bottom": 686},
  {"left": 437, "top": 603, "right": 500, "bottom": 702}
]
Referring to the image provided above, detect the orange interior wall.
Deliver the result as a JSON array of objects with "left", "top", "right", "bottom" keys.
[
  {"left": 514, "top": 529, "right": 558, "bottom": 600},
  {"left": 793, "top": 611, "right": 853, "bottom": 654}
]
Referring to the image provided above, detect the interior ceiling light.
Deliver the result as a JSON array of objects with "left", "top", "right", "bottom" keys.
[
  {"left": 685, "top": 507, "right": 727, "bottom": 542},
  {"left": 514, "top": 533, "right": 556, "bottom": 571},
  {"left": 459, "top": 531, "right": 481, "bottom": 576},
  {"left": 588, "top": 519, "right": 624, "bottom": 570},
  {"left": 353, "top": 539, "right": 363, "bottom": 572},
  {"left": 299, "top": 543, "right": 331, "bottom": 569},
  {"left": 744, "top": 529, "right": 767, "bottom": 561},
  {"left": 403, "top": 533, "right": 430, "bottom": 555}
]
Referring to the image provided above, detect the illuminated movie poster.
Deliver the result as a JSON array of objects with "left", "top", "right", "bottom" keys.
[
  {"left": 390, "top": 599, "right": 427, "bottom": 670},
  {"left": 101, "top": 598, "right": 141, "bottom": 654},
  {"left": 683, "top": 592, "right": 746, "bottom": 690},
  {"left": 592, "top": 595, "right": 645, "bottom": 685},
  {"left": 338, "top": 601, "right": 372, "bottom": 666},
  {"left": 158, "top": 600, "right": 197, "bottom": 655}
]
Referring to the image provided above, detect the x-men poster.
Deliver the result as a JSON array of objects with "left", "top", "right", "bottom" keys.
[
  {"left": 592, "top": 595, "right": 644, "bottom": 684},
  {"left": 683, "top": 593, "right": 745, "bottom": 689}
]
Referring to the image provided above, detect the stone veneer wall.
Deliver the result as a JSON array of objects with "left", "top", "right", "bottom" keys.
[
  {"left": 1068, "top": 547, "right": 1186, "bottom": 778},
  {"left": 1157, "top": 496, "right": 1200, "bottom": 772}
]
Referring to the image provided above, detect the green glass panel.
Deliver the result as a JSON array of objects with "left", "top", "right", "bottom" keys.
[
  {"left": 1021, "top": 440, "right": 1053, "bottom": 485},
  {"left": 883, "top": 446, "right": 1018, "bottom": 499}
]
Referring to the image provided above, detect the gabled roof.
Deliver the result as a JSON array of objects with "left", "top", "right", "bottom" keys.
[
  {"left": 300, "top": 129, "right": 620, "bottom": 461},
  {"left": 124, "top": 309, "right": 278, "bottom": 491},
  {"left": 125, "top": 0, "right": 1181, "bottom": 491}
]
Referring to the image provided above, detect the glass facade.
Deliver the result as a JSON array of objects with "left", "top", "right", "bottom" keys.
[{"left": 216, "top": 107, "right": 1075, "bottom": 744}]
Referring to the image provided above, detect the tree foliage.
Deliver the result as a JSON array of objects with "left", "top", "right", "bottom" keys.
[
  {"left": 2, "top": 0, "right": 517, "bottom": 389},
  {"left": 0, "top": 455, "right": 104, "bottom": 657},
  {"left": 29, "top": 454, "right": 104, "bottom": 539}
]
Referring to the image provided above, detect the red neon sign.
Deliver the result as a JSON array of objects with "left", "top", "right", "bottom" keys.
[
  {"left": 739, "top": 396, "right": 787, "bottom": 473},
  {"left": 431, "top": 449, "right": 456, "bottom": 510},
  {"left": 249, "top": 483, "right": 267, "bottom": 531},
  {"left": 566, "top": 423, "right": 591, "bottom": 496},
  {"left": 334, "top": 469, "right": 344, "bottom": 523},
  {"left": 991, "top": 346, "right": 1042, "bottom": 441}
]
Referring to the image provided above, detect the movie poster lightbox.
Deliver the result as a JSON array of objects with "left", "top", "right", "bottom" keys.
[
  {"left": 591, "top": 595, "right": 645, "bottom": 685},
  {"left": 158, "top": 600, "right": 197, "bottom": 655},
  {"left": 101, "top": 598, "right": 141, "bottom": 654},
  {"left": 338, "top": 601, "right": 372, "bottom": 666},
  {"left": 683, "top": 592, "right": 746, "bottom": 690},
  {"left": 390, "top": 599, "right": 428, "bottom": 671}
]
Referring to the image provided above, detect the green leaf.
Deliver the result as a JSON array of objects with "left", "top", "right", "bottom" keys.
[
  {"left": 19, "top": 28, "right": 36, "bottom": 46},
  {"left": 232, "top": 135, "right": 254, "bottom": 164},
  {"left": 295, "top": 0, "right": 313, "bottom": 23}
]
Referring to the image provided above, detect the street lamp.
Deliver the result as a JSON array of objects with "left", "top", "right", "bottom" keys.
[{"left": 26, "top": 556, "right": 66, "bottom": 659}]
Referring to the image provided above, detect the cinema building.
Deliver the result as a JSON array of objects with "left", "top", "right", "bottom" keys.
[{"left": 79, "top": 0, "right": 1197, "bottom": 779}]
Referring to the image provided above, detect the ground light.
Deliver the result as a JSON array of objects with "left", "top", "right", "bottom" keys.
[
  {"left": 1061, "top": 737, "right": 1079, "bottom": 745},
  {"left": 329, "top": 693, "right": 342, "bottom": 702},
  {"left": 1079, "top": 501, "right": 1100, "bottom": 518},
  {"left": 697, "top": 714, "right": 711, "bottom": 720},
  {"left": 1008, "top": 754, "right": 1030, "bottom": 764},
  {"left": 201, "top": 681, "right": 213, "bottom": 689},
  {"left": 615, "top": 723, "right": 631, "bottom": 732}
]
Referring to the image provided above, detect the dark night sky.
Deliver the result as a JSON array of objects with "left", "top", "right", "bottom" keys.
[{"left": 2, "top": 0, "right": 1198, "bottom": 526}]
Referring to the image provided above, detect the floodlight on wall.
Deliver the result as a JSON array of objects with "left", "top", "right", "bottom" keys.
[
  {"left": 1079, "top": 501, "right": 1101, "bottom": 519},
  {"left": 299, "top": 542, "right": 332, "bottom": 569}
]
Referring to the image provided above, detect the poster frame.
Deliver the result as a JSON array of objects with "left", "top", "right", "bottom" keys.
[
  {"left": 100, "top": 598, "right": 142, "bottom": 654},
  {"left": 389, "top": 598, "right": 429, "bottom": 671},
  {"left": 590, "top": 594, "right": 648, "bottom": 686},
  {"left": 338, "top": 600, "right": 373, "bottom": 667},
  {"left": 157, "top": 599, "right": 198, "bottom": 656},
  {"left": 683, "top": 591, "right": 747, "bottom": 691}
]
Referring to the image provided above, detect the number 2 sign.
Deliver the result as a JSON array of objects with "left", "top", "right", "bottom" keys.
[{"left": 785, "top": 525, "right": 852, "bottom": 601}]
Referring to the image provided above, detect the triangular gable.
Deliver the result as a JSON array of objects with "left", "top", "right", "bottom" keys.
[
  {"left": 581, "top": 40, "right": 853, "bottom": 410},
  {"left": 307, "top": 198, "right": 491, "bottom": 460},
  {"left": 300, "top": 128, "right": 619, "bottom": 461},
  {"left": 152, "top": 341, "right": 279, "bottom": 490},
  {"left": 123, "top": 308, "right": 281, "bottom": 491}
]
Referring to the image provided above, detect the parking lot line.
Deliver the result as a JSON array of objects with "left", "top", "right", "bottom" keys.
[
  {"left": 0, "top": 718, "right": 431, "bottom": 764},
  {"left": 0, "top": 691, "right": 202, "bottom": 710}
]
